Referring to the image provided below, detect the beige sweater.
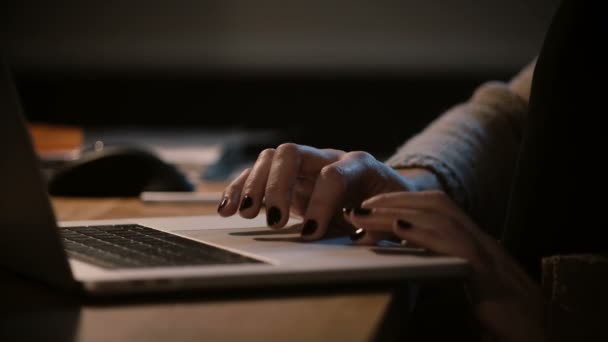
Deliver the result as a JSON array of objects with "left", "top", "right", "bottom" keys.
[
  {"left": 385, "top": 60, "right": 608, "bottom": 339},
  {"left": 386, "top": 60, "right": 535, "bottom": 237}
]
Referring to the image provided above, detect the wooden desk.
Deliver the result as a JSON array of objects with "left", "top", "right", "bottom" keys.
[
  {"left": 0, "top": 185, "right": 415, "bottom": 342},
  {"left": 51, "top": 183, "right": 227, "bottom": 221}
]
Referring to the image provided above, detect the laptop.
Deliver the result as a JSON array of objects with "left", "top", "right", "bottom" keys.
[{"left": 0, "top": 63, "right": 468, "bottom": 296}]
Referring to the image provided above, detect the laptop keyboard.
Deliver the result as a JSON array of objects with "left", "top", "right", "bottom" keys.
[{"left": 59, "top": 224, "right": 263, "bottom": 269}]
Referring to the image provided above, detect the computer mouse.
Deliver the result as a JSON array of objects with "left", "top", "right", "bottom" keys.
[{"left": 47, "top": 144, "right": 195, "bottom": 197}]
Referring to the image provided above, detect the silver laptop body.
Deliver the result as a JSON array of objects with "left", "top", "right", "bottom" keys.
[{"left": 0, "top": 63, "right": 468, "bottom": 296}]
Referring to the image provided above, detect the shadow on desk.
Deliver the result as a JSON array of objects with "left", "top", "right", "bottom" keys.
[
  {"left": 0, "top": 270, "right": 80, "bottom": 342},
  {"left": 1, "top": 266, "right": 474, "bottom": 342},
  {"left": 0, "top": 268, "right": 402, "bottom": 342}
]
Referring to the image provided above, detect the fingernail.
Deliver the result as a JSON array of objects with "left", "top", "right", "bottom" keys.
[
  {"left": 396, "top": 220, "right": 412, "bottom": 229},
  {"left": 266, "top": 206, "right": 282, "bottom": 226},
  {"left": 217, "top": 197, "right": 228, "bottom": 212},
  {"left": 353, "top": 207, "right": 372, "bottom": 216},
  {"left": 342, "top": 208, "right": 352, "bottom": 215},
  {"left": 301, "top": 220, "right": 318, "bottom": 236},
  {"left": 350, "top": 228, "right": 366, "bottom": 241},
  {"left": 239, "top": 195, "right": 253, "bottom": 211}
]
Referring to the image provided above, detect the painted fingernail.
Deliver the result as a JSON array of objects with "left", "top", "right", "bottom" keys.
[
  {"left": 350, "top": 228, "right": 366, "bottom": 241},
  {"left": 217, "top": 197, "right": 228, "bottom": 212},
  {"left": 239, "top": 195, "right": 253, "bottom": 211},
  {"left": 266, "top": 206, "right": 282, "bottom": 226},
  {"left": 353, "top": 207, "right": 372, "bottom": 216},
  {"left": 342, "top": 208, "right": 352, "bottom": 215},
  {"left": 396, "top": 220, "right": 412, "bottom": 229},
  {"left": 301, "top": 220, "right": 318, "bottom": 236}
]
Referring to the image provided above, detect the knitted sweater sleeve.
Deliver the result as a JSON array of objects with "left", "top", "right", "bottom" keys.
[{"left": 385, "top": 60, "right": 535, "bottom": 235}]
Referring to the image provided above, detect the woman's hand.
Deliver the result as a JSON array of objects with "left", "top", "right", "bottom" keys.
[
  {"left": 345, "top": 191, "right": 544, "bottom": 342},
  {"left": 217, "top": 143, "right": 433, "bottom": 240}
]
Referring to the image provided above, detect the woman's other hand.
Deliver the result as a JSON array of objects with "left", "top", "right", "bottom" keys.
[{"left": 345, "top": 191, "right": 544, "bottom": 342}]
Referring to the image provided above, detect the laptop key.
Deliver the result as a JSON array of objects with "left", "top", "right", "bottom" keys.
[{"left": 59, "top": 224, "right": 263, "bottom": 269}]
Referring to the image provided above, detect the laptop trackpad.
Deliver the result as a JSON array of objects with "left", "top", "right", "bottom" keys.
[{"left": 173, "top": 224, "right": 357, "bottom": 261}]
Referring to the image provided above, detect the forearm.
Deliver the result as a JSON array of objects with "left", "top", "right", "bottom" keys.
[
  {"left": 397, "top": 168, "right": 445, "bottom": 192},
  {"left": 387, "top": 61, "right": 535, "bottom": 235}
]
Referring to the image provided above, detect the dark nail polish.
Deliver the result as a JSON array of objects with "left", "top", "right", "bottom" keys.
[
  {"left": 396, "top": 220, "right": 412, "bottom": 229},
  {"left": 350, "top": 228, "right": 366, "bottom": 241},
  {"left": 301, "top": 220, "right": 318, "bottom": 236},
  {"left": 353, "top": 207, "right": 372, "bottom": 216},
  {"left": 266, "top": 206, "right": 282, "bottom": 226},
  {"left": 342, "top": 208, "right": 352, "bottom": 215},
  {"left": 217, "top": 197, "right": 228, "bottom": 212},
  {"left": 239, "top": 195, "right": 253, "bottom": 211}
]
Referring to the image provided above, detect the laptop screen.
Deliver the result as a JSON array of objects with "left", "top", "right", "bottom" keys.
[{"left": 0, "top": 61, "right": 75, "bottom": 289}]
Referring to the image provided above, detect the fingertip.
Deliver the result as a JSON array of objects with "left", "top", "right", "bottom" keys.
[
  {"left": 353, "top": 229, "right": 393, "bottom": 246},
  {"left": 265, "top": 205, "right": 287, "bottom": 229},
  {"left": 267, "top": 222, "right": 287, "bottom": 230},
  {"left": 217, "top": 196, "right": 228, "bottom": 212},
  {"left": 239, "top": 199, "right": 259, "bottom": 219},
  {"left": 360, "top": 199, "right": 372, "bottom": 208},
  {"left": 218, "top": 196, "right": 238, "bottom": 217},
  {"left": 392, "top": 219, "right": 412, "bottom": 239},
  {"left": 360, "top": 193, "right": 385, "bottom": 208},
  {"left": 341, "top": 208, "right": 353, "bottom": 223},
  {"left": 349, "top": 227, "right": 367, "bottom": 244},
  {"left": 239, "top": 211, "right": 258, "bottom": 219},
  {"left": 239, "top": 195, "right": 253, "bottom": 211},
  {"left": 218, "top": 205, "right": 231, "bottom": 217},
  {"left": 300, "top": 219, "right": 322, "bottom": 240}
]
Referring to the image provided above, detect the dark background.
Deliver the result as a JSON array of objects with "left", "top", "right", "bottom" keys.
[{"left": 1, "top": 0, "right": 559, "bottom": 157}]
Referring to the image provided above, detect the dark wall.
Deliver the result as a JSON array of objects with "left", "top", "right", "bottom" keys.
[
  {"left": 12, "top": 70, "right": 505, "bottom": 156},
  {"left": 1, "top": 0, "right": 560, "bottom": 155}
]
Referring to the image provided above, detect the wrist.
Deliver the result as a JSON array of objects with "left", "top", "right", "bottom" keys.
[{"left": 396, "top": 167, "right": 444, "bottom": 192}]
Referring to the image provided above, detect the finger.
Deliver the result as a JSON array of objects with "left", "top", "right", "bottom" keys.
[
  {"left": 350, "top": 228, "right": 394, "bottom": 246},
  {"left": 345, "top": 208, "right": 424, "bottom": 245},
  {"left": 261, "top": 144, "right": 343, "bottom": 227},
  {"left": 290, "top": 178, "right": 314, "bottom": 218},
  {"left": 347, "top": 207, "right": 427, "bottom": 233},
  {"left": 391, "top": 215, "right": 478, "bottom": 262},
  {"left": 390, "top": 219, "right": 447, "bottom": 253},
  {"left": 218, "top": 168, "right": 251, "bottom": 217},
  {"left": 362, "top": 191, "right": 475, "bottom": 228},
  {"left": 263, "top": 143, "right": 303, "bottom": 228},
  {"left": 342, "top": 208, "right": 390, "bottom": 244},
  {"left": 300, "top": 151, "right": 375, "bottom": 240},
  {"left": 239, "top": 149, "right": 275, "bottom": 219},
  {"left": 362, "top": 191, "right": 450, "bottom": 210},
  {"left": 356, "top": 204, "right": 483, "bottom": 263},
  {"left": 262, "top": 144, "right": 342, "bottom": 228},
  {"left": 299, "top": 146, "right": 345, "bottom": 176}
]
